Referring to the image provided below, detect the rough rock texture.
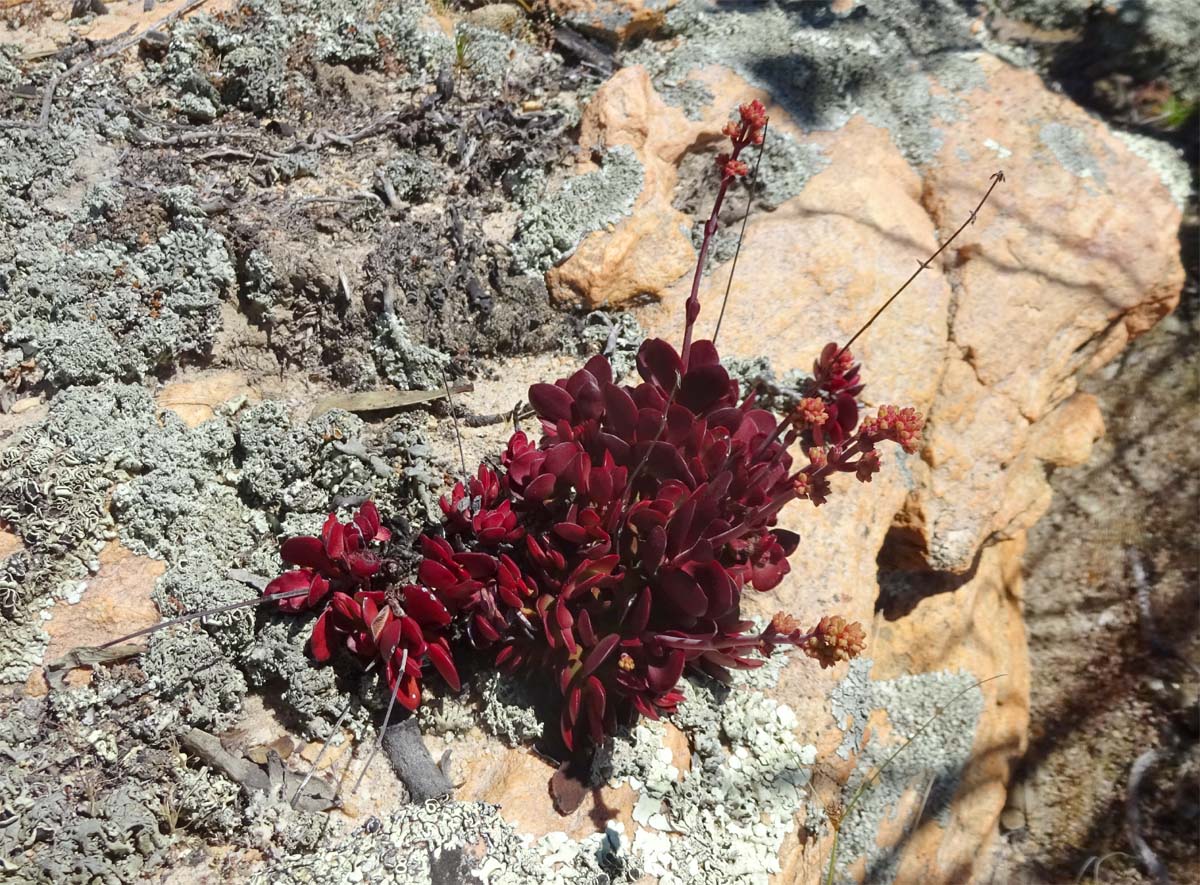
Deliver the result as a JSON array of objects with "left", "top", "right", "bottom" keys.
[
  {"left": 535, "top": 40, "right": 1183, "bottom": 885},
  {"left": 549, "top": 0, "right": 678, "bottom": 44},
  {"left": 992, "top": 0, "right": 1200, "bottom": 102}
]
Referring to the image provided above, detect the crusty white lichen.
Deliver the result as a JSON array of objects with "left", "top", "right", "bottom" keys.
[
  {"left": 511, "top": 146, "right": 646, "bottom": 274},
  {"left": 593, "top": 650, "right": 815, "bottom": 884},
  {"left": 827, "top": 659, "right": 985, "bottom": 884},
  {"left": 260, "top": 800, "right": 638, "bottom": 885}
]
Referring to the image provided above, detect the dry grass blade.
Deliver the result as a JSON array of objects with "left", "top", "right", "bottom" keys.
[
  {"left": 95, "top": 587, "right": 310, "bottom": 649},
  {"left": 310, "top": 383, "right": 473, "bottom": 418},
  {"left": 347, "top": 648, "right": 408, "bottom": 799},
  {"left": 290, "top": 662, "right": 375, "bottom": 808}
]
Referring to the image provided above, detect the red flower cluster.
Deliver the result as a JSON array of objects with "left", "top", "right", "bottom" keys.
[
  {"left": 782, "top": 343, "right": 925, "bottom": 506},
  {"left": 264, "top": 99, "right": 927, "bottom": 760},
  {"left": 715, "top": 99, "right": 768, "bottom": 180}
]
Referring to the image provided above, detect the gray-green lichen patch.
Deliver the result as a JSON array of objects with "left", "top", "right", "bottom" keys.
[
  {"left": 591, "top": 650, "right": 814, "bottom": 884},
  {"left": 1, "top": 137, "right": 236, "bottom": 388},
  {"left": 657, "top": 76, "right": 715, "bottom": 121},
  {"left": 572, "top": 310, "right": 647, "bottom": 382},
  {"left": 153, "top": 0, "right": 457, "bottom": 123},
  {"left": 625, "top": 0, "right": 987, "bottom": 166},
  {"left": 1038, "top": 122, "right": 1109, "bottom": 185},
  {"left": 724, "top": 355, "right": 811, "bottom": 416},
  {"left": 1113, "top": 129, "right": 1193, "bottom": 210},
  {"left": 828, "top": 660, "right": 985, "bottom": 884},
  {"left": 1, "top": 672, "right": 225, "bottom": 883},
  {"left": 140, "top": 629, "right": 249, "bottom": 738},
  {"left": 454, "top": 21, "right": 552, "bottom": 86},
  {"left": 377, "top": 152, "right": 446, "bottom": 204},
  {"left": 0, "top": 380, "right": 449, "bottom": 878},
  {"left": 372, "top": 311, "right": 450, "bottom": 391},
  {"left": 512, "top": 146, "right": 646, "bottom": 274},
  {"left": 756, "top": 130, "right": 830, "bottom": 210},
  {"left": 475, "top": 671, "right": 545, "bottom": 746},
  {"left": 0, "top": 397, "right": 133, "bottom": 681},
  {"left": 260, "top": 799, "right": 638, "bottom": 884}
]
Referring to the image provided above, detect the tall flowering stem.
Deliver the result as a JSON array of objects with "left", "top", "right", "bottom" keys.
[{"left": 680, "top": 100, "right": 768, "bottom": 371}]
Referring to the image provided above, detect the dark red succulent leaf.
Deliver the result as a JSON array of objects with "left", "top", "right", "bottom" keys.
[
  {"left": 265, "top": 569, "right": 331, "bottom": 613},
  {"left": 273, "top": 502, "right": 386, "bottom": 603}
]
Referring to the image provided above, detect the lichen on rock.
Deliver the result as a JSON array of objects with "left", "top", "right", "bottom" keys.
[
  {"left": 827, "top": 660, "right": 986, "bottom": 883},
  {"left": 625, "top": 0, "right": 988, "bottom": 165},
  {"left": 512, "top": 145, "right": 646, "bottom": 273},
  {"left": 593, "top": 649, "right": 815, "bottom": 883}
]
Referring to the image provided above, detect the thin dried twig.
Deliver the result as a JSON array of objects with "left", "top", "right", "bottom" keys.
[
  {"left": 442, "top": 368, "right": 468, "bottom": 478},
  {"left": 1125, "top": 749, "right": 1168, "bottom": 883},
  {"left": 347, "top": 649, "right": 407, "bottom": 798},
  {"left": 2, "top": 0, "right": 212, "bottom": 130},
  {"left": 96, "top": 587, "right": 309, "bottom": 649}
]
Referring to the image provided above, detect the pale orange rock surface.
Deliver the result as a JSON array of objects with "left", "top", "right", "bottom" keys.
[
  {"left": 915, "top": 54, "right": 1183, "bottom": 573},
  {"left": 547, "top": 67, "right": 697, "bottom": 309},
  {"left": 157, "top": 370, "right": 259, "bottom": 428},
  {"left": 539, "top": 57, "right": 1183, "bottom": 885},
  {"left": 37, "top": 542, "right": 164, "bottom": 689},
  {"left": 0, "top": 529, "right": 21, "bottom": 560}
]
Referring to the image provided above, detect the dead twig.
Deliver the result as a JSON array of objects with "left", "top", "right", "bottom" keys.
[
  {"left": 180, "top": 727, "right": 336, "bottom": 812},
  {"left": 292, "top": 193, "right": 380, "bottom": 208},
  {"left": 1125, "top": 749, "right": 1168, "bottom": 883},
  {"left": 2, "top": 0, "right": 213, "bottom": 130},
  {"left": 310, "top": 383, "right": 473, "bottom": 418}
]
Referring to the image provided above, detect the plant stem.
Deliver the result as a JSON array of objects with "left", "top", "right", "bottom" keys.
[
  {"left": 714, "top": 121, "right": 769, "bottom": 346},
  {"left": 681, "top": 145, "right": 748, "bottom": 371},
  {"left": 832, "top": 171, "right": 1005, "bottom": 367}
]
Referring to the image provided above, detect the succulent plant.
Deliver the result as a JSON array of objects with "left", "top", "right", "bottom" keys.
[{"left": 264, "top": 100, "right": 923, "bottom": 759}]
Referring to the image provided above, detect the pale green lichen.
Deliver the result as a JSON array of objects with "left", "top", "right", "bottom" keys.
[
  {"left": 754, "top": 128, "right": 831, "bottom": 211},
  {"left": 594, "top": 652, "right": 815, "bottom": 884},
  {"left": 378, "top": 152, "right": 446, "bottom": 204},
  {"left": 512, "top": 146, "right": 645, "bottom": 274},
  {"left": 828, "top": 660, "right": 985, "bottom": 884},
  {"left": 1113, "top": 129, "right": 1193, "bottom": 209},
  {"left": 260, "top": 800, "right": 638, "bottom": 884},
  {"left": 1, "top": 149, "right": 235, "bottom": 388},
  {"left": 453, "top": 21, "right": 550, "bottom": 86},
  {"left": 1039, "top": 122, "right": 1110, "bottom": 185},
  {"left": 372, "top": 311, "right": 449, "bottom": 391},
  {"left": 476, "top": 671, "right": 544, "bottom": 747},
  {"left": 152, "top": 556, "right": 259, "bottom": 657},
  {"left": 140, "top": 630, "right": 248, "bottom": 737}
]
